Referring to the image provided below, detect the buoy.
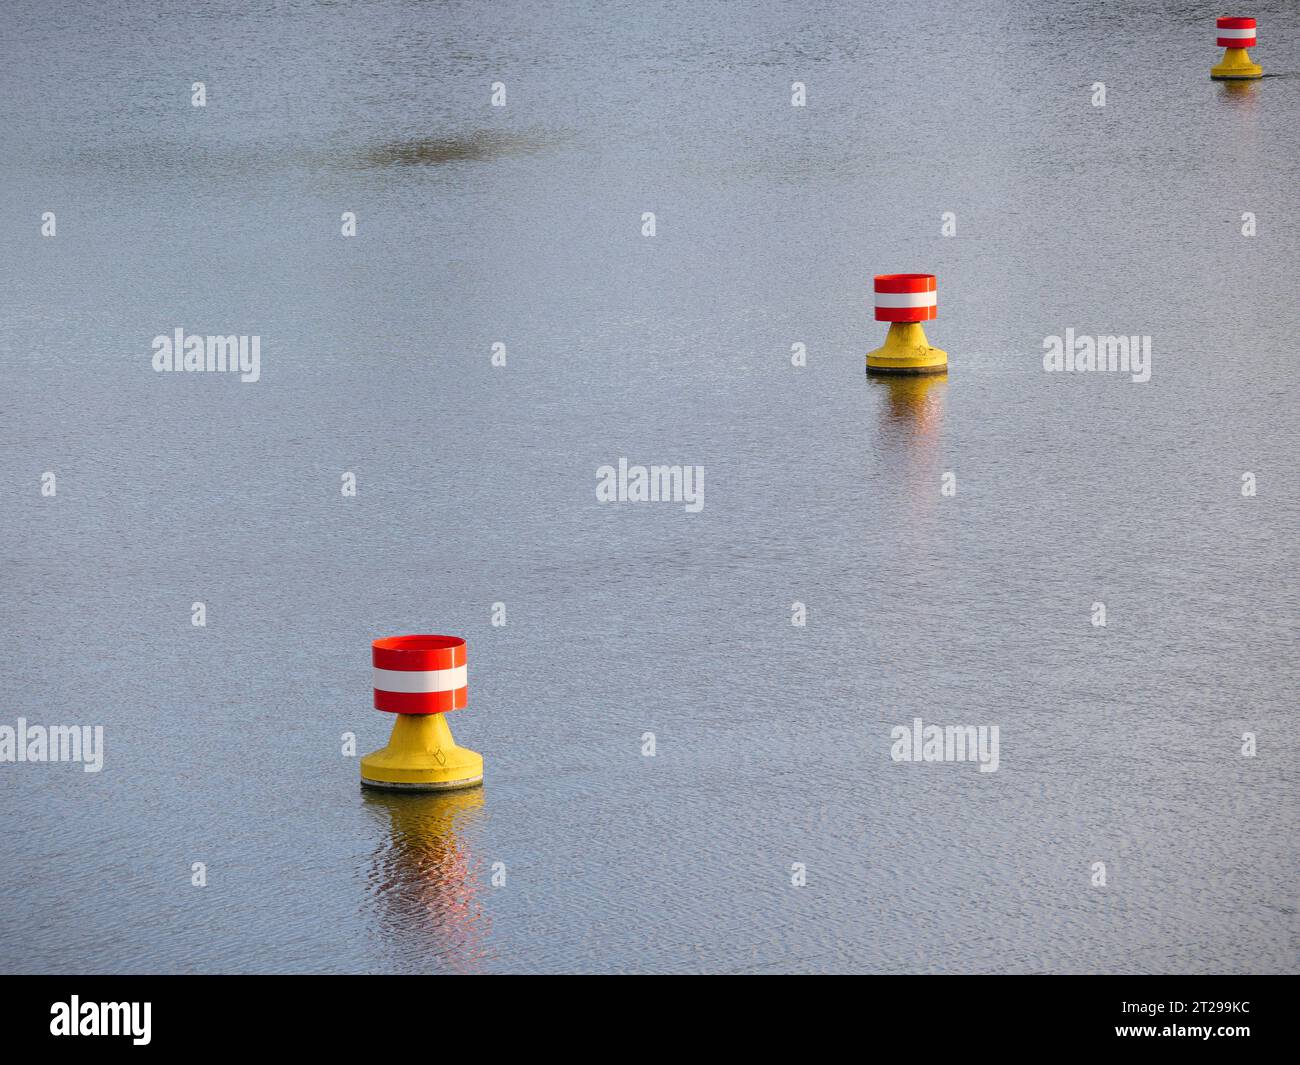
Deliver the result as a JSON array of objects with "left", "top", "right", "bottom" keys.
[
  {"left": 865, "top": 273, "right": 947, "bottom": 375},
  {"left": 360, "top": 634, "right": 484, "bottom": 791},
  {"left": 1211, "top": 17, "right": 1263, "bottom": 79}
]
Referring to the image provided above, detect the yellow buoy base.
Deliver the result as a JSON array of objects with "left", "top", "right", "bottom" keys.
[
  {"left": 1211, "top": 47, "right": 1262, "bottom": 79},
  {"left": 866, "top": 322, "right": 948, "bottom": 375},
  {"left": 361, "top": 712, "right": 483, "bottom": 791}
]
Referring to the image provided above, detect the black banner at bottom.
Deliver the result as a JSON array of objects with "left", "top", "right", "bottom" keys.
[{"left": 0, "top": 974, "right": 1289, "bottom": 1052}]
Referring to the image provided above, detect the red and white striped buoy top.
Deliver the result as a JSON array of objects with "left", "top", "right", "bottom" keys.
[
  {"left": 373, "top": 634, "right": 468, "bottom": 714},
  {"left": 874, "top": 274, "right": 937, "bottom": 323},
  {"left": 1217, "top": 17, "right": 1257, "bottom": 48}
]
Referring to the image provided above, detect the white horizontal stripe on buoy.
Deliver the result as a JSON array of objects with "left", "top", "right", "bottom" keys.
[
  {"left": 373, "top": 664, "right": 468, "bottom": 693},
  {"left": 1218, "top": 28, "right": 1256, "bottom": 39},
  {"left": 875, "top": 291, "right": 938, "bottom": 308}
]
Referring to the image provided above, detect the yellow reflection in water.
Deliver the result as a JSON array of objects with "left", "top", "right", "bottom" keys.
[
  {"left": 1218, "top": 79, "right": 1259, "bottom": 112},
  {"left": 363, "top": 787, "right": 489, "bottom": 969},
  {"left": 868, "top": 373, "right": 947, "bottom": 515},
  {"left": 869, "top": 373, "right": 946, "bottom": 442}
]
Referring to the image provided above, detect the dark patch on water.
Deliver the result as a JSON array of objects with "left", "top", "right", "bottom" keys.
[
  {"left": 49, "top": 130, "right": 555, "bottom": 179},
  {"left": 360, "top": 131, "right": 551, "bottom": 168}
]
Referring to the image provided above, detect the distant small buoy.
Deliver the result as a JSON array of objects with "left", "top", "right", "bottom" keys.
[
  {"left": 865, "top": 273, "right": 948, "bottom": 375},
  {"left": 1211, "top": 17, "right": 1263, "bottom": 79},
  {"left": 360, "top": 635, "right": 484, "bottom": 791}
]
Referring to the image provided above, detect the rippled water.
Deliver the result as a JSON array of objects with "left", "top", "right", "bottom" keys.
[{"left": 1, "top": 1, "right": 1297, "bottom": 973}]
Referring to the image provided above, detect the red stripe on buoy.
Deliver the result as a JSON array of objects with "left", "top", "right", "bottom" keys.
[
  {"left": 874, "top": 273, "right": 936, "bottom": 294},
  {"left": 374, "top": 687, "right": 468, "bottom": 714},
  {"left": 373, "top": 634, "right": 466, "bottom": 671},
  {"left": 876, "top": 307, "right": 937, "bottom": 322}
]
